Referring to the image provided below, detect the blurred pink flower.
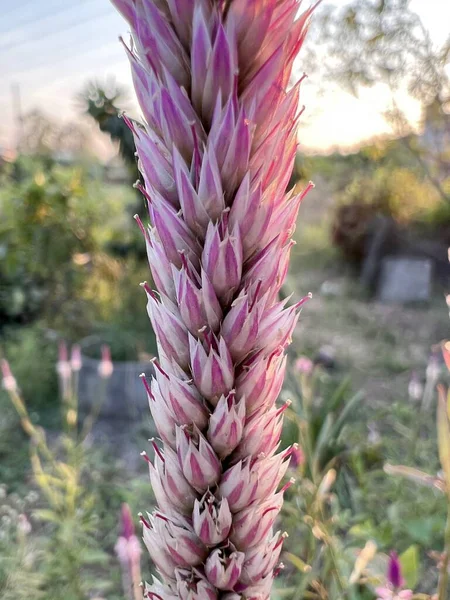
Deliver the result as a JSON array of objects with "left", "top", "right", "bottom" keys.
[
  {"left": 17, "top": 513, "right": 32, "bottom": 536},
  {"left": 375, "top": 589, "right": 413, "bottom": 600},
  {"left": 56, "top": 340, "right": 71, "bottom": 381},
  {"left": 407, "top": 371, "right": 423, "bottom": 402},
  {"left": 295, "top": 356, "right": 314, "bottom": 375},
  {"left": 98, "top": 345, "right": 113, "bottom": 379},
  {"left": 289, "top": 444, "right": 305, "bottom": 469},
  {"left": 1, "top": 359, "right": 17, "bottom": 393},
  {"left": 70, "top": 344, "right": 82, "bottom": 372},
  {"left": 115, "top": 504, "right": 142, "bottom": 600}
]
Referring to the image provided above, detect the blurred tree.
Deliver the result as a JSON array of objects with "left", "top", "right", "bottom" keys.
[
  {"left": 20, "top": 110, "right": 89, "bottom": 159},
  {"left": 80, "top": 80, "right": 147, "bottom": 255},
  {"left": 0, "top": 159, "right": 99, "bottom": 330},
  {"left": 306, "top": 0, "right": 450, "bottom": 201},
  {"left": 81, "top": 80, "right": 139, "bottom": 183}
]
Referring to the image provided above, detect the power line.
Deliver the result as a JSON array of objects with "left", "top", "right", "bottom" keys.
[
  {"left": 1, "top": 0, "right": 37, "bottom": 20},
  {"left": 0, "top": 0, "right": 104, "bottom": 34},
  {"left": 1, "top": 7, "right": 114, "bottom": 53},
  {"left": 6, "top": 37, "right": 124, "bottom": 82}
]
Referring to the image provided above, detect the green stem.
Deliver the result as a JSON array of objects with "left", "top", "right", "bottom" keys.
[{"left": 437, "top": 502, "right": 450, "bottom": 600}]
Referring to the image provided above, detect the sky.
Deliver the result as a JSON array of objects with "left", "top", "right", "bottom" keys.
[{"left": 0, "top": 0, "right": 448, "bottom": 156}]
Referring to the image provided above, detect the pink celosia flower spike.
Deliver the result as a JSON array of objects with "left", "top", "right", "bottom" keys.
[{"left": 111, "top": 0, "right": 315, "bottom": 597}]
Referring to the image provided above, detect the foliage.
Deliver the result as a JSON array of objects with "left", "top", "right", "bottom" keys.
[
  {"left": 0, "top": 156, "right": 156, "bottom": 362},
  {"left": 283, "top": 364, "right": 370, "bottom": 509},
  {"left": 18, "top": 110, "right": 90, "bottom": 159},
  {"left": 0, "top": 487, "right": 44, "bottom": 599},
  {"left": 2, "top": 354, "right": 115, "bottom": 599},
  {"left": 336, "top": 168, "right": 443, "bottom": 226},
  {"left": 0, "top": 324, "right": 59, "bottom": 411},
  {"left": 0, "top": 158, "right": 101, "bottom": 328},
  {"left": 305, "top": 0, "right": 450, "bottom": 204}
]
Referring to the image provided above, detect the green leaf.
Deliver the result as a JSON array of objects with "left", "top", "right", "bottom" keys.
[
  {"left": 33, "top": 509, "right": 60, "bottom": 523},
  {"left": 399, "top": 545, "right": 419, "bottom": 589},
  {"left": 313, "top": 412, "right": 334, "bottom": 473},
  {"left": 330, "top": 390, "right": 365, "bottom": 440},
  {"left": 328, "top": 376, "right": 352, "bottom": 413},
  {"left": 404, "top": 516, "right": 444, "bottom": 546}
]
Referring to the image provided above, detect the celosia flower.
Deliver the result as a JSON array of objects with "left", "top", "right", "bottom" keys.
[
  {"left": 110, "top": 0, "right": 315, "bottom": 596},
  {"left": 57, "top": 340, "right": 72, "bottom": 399},
  {"left": 407, "top": 371, "right": 423, "bottom": 402},
  {"left": 1, "top": 359, "right": 17, "bottom": 393},
  {"left": 17, "top": 513, "right": 32, "bottom": 536},
  {"left": 115, "top": 504, "right": 142, "bottom": 600},
  {"left": 70, "top": 344, "right": 83, "bottom": 372},
  {"left": 294, "top": 355, "right": 314, "bottom": 375},
  {"left": 98, "top": 344, "right": 114, "bottom": 379}
]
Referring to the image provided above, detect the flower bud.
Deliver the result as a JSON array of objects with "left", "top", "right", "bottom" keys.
[
  {"left": 152, "top": 512, "right": 207, "bottom": 567},
  {"left": 189, "top": 334, "right": 234, "bottom": 404},
  {"left": 173, "top": 259, "right": 222, "bottom": 335},
  {"left": 146, "top": 226, "right": 177, "bottom": 302},
  {"left": 387, "top": 551, "right": 404, "bottom": 589},
  {"left": 255, "top": 296, "right": 308, "bottom": 355},
  {"left": 175, "top": 567, "right": 218, "bottom": 600},
  {"left": 141, "top": 374, "right": 177, "bottom": 447},
  {"left": 153, "top": 361, "right": 209, "bottom": 430},
  {"left": 219, "top": 457, "right": 259, "bottom": 513},
  {"left": 145, "top": 287, "right": 190, "bottom": 370},
  {"left": 207, "top": 391, "right": 245, "bottom": 459},
  {"left": 236, "top": 570, "right": 274, "bottom": 599},
  {"left": 193, "top": 491, "right": 232, "bottom": 546},
  {"left": 250, "top": 448, "right": 292, "bottom": 502},
  {"left": 242, "top": 237, "right": 293, "bottom": 306},
  {"left": 240, "top": 531, "right": 287, "bottom": 584},
  {"left": 235, "top": 349, "right": 286, "bottom": 416},
  {"left": 143, "top": 577, "right": 178, "bottom": 600},
  {"left": 142, "top": 515, "right": 178, "bottom": 581},
  {"left": 146, "top": 185, "right": 200, "bottom": 269},
  {"left": 221, "top": 292, "right": 262, "bottom": 362},
  {"left": 231, "top": 491, "right": 284, "bottom": 550},
  {"left": 233, "top": 402, "right": 290, "bottom": 461},
  {"left": 209, "top": 95, "right": 252, "bottom": 198},
  {"left": 205, "top": 544, "right": 245, "bottom": 590},
  {"left": 202, "top": 218, "right": 243, "bottom": 305},
  {"left": 173, "top": 145, "right": 225, "bottom": 240},
  {"left": 229, "top": 173, "right": 272, "bottom": 260},
  {"left": 176, "top": 426, "right": 221, "bottom": 493},
  {"left": 147, "top": 442, "right": 197, "bottom": 515}
]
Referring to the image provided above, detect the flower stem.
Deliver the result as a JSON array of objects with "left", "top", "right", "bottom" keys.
[{"left": 437, "top": 501, "right": 450, "bottom": 600}]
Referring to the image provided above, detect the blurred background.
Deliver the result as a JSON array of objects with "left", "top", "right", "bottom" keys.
[{"left": 0, "top": 0, "right": 449, "bottom": 599}]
